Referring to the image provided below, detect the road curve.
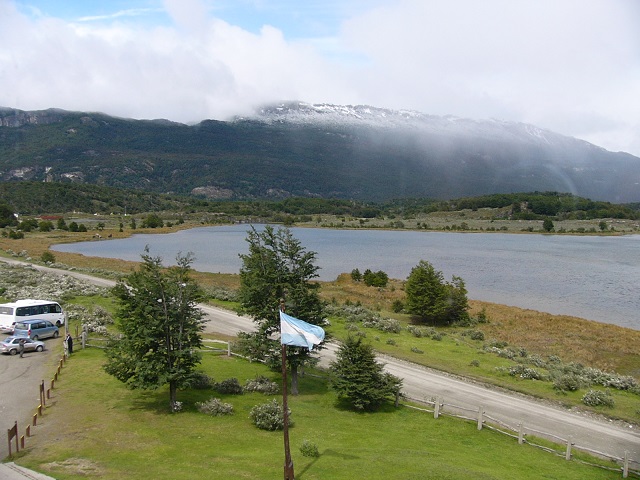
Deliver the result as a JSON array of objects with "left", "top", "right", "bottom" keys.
[{"left": 3, "top": 259, "right": 639, "bottom": 464}]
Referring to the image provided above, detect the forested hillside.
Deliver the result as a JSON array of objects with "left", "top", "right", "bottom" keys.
[{"left": 2, "top": 106, "right": 640, "bottom": 203}]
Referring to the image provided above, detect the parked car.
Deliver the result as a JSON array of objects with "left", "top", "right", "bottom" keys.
[
  {"left": 12, "top": 319, "right": 59, "bottom": 341},
  {"left": 0, "top": 336, "right": 45, "bottom": 355}
]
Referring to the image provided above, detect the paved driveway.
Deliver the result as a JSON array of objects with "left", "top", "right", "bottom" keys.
[{"left": 0, "top": 335, "right": 61, "bottom": 460}]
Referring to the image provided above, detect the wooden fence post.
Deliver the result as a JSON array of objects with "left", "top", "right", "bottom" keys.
[
  {"left": 477, "top": 405, "right": 484, "bottom": 430},
  {"left": 32, "top": 413, "right": 37, "bottom": 426},
  {"left": 565, "top": 436, "right": 573, "bottom": 460},
  {"left": 623, "top": 451, "right": 629, "bottom": 478},
  {"left": 434, "top": 397, "right": 441, "bottom": 419},
  {"left": 7, "top": 421, "right": 18, "bottom": 456},
  {"left": 26, "top": 425, "right": 31, "bottom": 437},
  {"left": 227, "top": 341, "right": 231, "bottom": 357},
  {"left": 518, "top": 422, "right": 524, "bottom": 444}
]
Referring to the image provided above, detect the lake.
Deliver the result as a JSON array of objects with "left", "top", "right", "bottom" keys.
[{"left": 52, "top": 225, "right": 640, "bottom": 330}]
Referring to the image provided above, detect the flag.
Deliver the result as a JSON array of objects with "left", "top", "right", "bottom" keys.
[{"left": 280, "top": 311, "right": 325, "bottom": 349}]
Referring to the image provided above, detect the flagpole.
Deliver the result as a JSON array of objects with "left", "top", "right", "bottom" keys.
[{"left": 280, "top": 300, "right": 295, "bottom": 480}]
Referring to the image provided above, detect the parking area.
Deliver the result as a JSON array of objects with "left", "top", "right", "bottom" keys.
[{"left": 0, "top": 335, "right": 61, "bottom": 460}]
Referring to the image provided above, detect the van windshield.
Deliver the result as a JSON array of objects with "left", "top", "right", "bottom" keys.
[{"left": 13, "top": 322, "right": 28, "bottom": 330}]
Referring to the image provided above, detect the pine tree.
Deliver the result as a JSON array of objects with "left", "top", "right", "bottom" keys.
[{"left": 330, "top": 336, "right": 402, "bottom": 411}]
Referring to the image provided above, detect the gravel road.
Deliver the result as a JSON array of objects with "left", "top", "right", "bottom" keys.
[{"left": 2, "top": 259, "right": 639, "bottom": 468}]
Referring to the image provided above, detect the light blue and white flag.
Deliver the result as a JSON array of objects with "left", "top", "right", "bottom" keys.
[{"left": 280, "top": 311, "right": 325, "bottom": 349}]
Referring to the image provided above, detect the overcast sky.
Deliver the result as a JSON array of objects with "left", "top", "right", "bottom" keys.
[{"left": 1, "top": 0, "right": 639, "bottom": 156}]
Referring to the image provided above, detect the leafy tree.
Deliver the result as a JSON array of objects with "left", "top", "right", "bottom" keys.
[
  {"left": 38, "top": 220, "right": 54, "bottom": 232},
  {"left": 350, "top": 268, "right": 362, "bottom": 282},
  {"left": 542, "top": 218, "right": 554, "bottom": 232},
  {"left": 238, "top": 225, "right": 325, "bottom": 395},
  {"left": 104, "top": 251, "right": 205, "bottom": 412},
  {"left": 330, "top": 335, "right": 402, "bottom": 411},
  {"left": 141, "top": 213, "right": 163, "bottom": 228},
  {"left": 0, "top": 204, "right": 17, "bottom": 228},
  {"left": 57, "top": 217, "right": 68, "bottom": 230},
  {"left": 68, "top": 221, "right": 79, "bottom": 232},
  {"left": 405, "top": 260, "right": 469, "bottom": 325},
  {"left": 363, "top": 269, "right": 389, "bottom": 287}
]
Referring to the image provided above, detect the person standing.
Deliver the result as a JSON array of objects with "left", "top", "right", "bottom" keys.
[
  {"left": 65, "top": 333, "right": 73, "bottom": 354},
  {"left": 18, "top": 338, "right": 26, "bottom": 358}
]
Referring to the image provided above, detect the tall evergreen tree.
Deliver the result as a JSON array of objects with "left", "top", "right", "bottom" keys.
[
  {"left": 238, "top": 225, "right": 325, "bottom": 394},
  {"left": 104, "top": 250, "right": 205, "bottom": 412}
]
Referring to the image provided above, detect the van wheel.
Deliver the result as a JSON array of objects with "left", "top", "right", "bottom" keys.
[
  {"left": 56, "top": 321, "right": 61, "bottom": 327},
  {"left": 32, "top": 335, "right": 38, "bottom": 341},
  {"left": 36, "top": 345, "right": 43, "bottom": 352},
  {"left": 9, "top": 349, "right": 17, "bottom": 355},
  {"left": 53, "top": 331, "right": 59, "bottom": 338}
]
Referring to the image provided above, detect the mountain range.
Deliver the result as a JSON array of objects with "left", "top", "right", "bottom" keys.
[{"left": 1, "top": 102, "right": 639, "bottom": 203}]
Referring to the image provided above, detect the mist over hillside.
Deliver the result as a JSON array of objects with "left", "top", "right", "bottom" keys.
[{"left": 1, "top": 103, "right": 639, "bottom": 203}]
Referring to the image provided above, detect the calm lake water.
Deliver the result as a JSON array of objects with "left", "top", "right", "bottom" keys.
[{"left": 53, "top": 225, "right": 640, "bottom": 330}]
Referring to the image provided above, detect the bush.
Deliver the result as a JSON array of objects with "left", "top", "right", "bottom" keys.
[
  {"left": 40, "top": 251, "right": 56, "bottom": 263},
  {"left": 249, "top": 400, "right": 291, "bottom": 431},
  {"left": 191, "top": 372, "right": 215, "bottom": 390},
  {"left": 244, "top": 375, "right": 279, "bottom": 395},
  {"left": 196, "top": 398, "right": 234, "bottom": 416},
  {"left": 582, "top": 389, "right": 615, "bottom": 408},
  {"left": 299, "top": 439, "right": 320, "bottom": 458},
  {"left": 216, "top": 378, "right": 243, "bottom": 394},
  {"left": 508, "top": 365, "right": 545, "bottom": 380},
  {"left": 553, "top": 374, "right": 583, "bottom": 393}
]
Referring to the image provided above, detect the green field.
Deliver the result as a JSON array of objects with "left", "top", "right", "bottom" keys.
[{"left": 13, "top": 344, "right": 626, "bottom": 480}]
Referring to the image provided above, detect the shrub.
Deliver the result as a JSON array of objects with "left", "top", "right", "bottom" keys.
[
  {"left": 191, "top": 372, "right": 215, "bottom": 390},
  {"left": 216, "top": 378, "right": 243, "bottom": 394},
  {"left": 508, "top": 365, "right": 545, "bottom": 380},
  {"left": 470, "top": 360, "right": 480, "bottom": 367},
  {"left": 250, "top": 400, "right": 291, "bottom": 431},
  {"left": 196, "top": 397, "right": 234, "bottom": 416},
  {"left": 582, "top": 389, "right": 615, "bottom": 408},
  {"left": 407, "top": 325, "right": 425, "bottom": 337},
  {"left": 244, "top": 375, "right": 279, "bottom": 395},
  {"left": 299, "top": 439, "right": 320, "bottom": 458},
  {"left": 553, "top": 374, "right": 583, "bottom": 393},
  {"left": 410, "top": 346, "right": 424, "bottom": 354},
  {"left": 40, "top": 251, "right": 56, "bottom": 263}
]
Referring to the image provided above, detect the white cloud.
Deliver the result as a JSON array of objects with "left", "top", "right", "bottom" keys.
[{"left": 0, "top": 0, "right": 638, "bottom": 156}]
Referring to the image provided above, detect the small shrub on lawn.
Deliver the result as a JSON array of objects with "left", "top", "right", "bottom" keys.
[
  {"left": 582, "top": 389, "right": 615, "bottom": 408},
  {"left": 250, "top": 400, "right": 291, "bottom": 431},
  {"left": 410, "top": 346, "right": 424, "bottom": 354},
  {"left": 191, "top": 372, "right": 215, "bottom": 390},
  {"left": 300, "top": 439, "right": 320, "bottom": 458},
  {"left": 244, "top": 375, "right": 279, "bottom": 395},
  {"left": 470, "top": 359, "right": 480, "bottom": 367},
  {"left": 196, "top": 398, "right": 234, "bottom": 416},
  {"left": 216, "top": 378, "right": 243, "bottom": 394}
]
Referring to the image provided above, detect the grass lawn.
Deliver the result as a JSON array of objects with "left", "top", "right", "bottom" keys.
[{"left": 13, "top": 345, "right": 625, "bottom": 479}]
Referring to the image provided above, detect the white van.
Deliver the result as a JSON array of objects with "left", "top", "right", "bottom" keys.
[{"left": 0, "top": 299, "right": 65, "bottom": 334}]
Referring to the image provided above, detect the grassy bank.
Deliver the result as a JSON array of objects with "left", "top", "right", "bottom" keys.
[{"left": 14, "top": 346, "right": 625, "bottom": 480}]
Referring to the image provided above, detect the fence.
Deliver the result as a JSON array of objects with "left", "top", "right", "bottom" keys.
[{"left": 403, "top": 395, "right": 639, "bottom": 479}]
